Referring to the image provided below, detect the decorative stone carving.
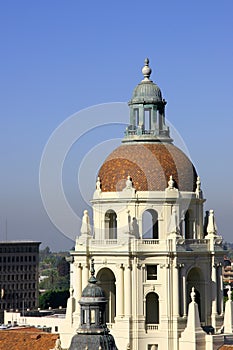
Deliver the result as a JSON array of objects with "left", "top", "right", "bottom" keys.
[
  {"left": 96, "top": 177, "right": 101, "bottom": 191},
  {"left": 131, "top": 217, "right": 140, "bottom": 238},
  {"left": 223, "top": 285, "right": 233, "bottom": 333},
  {"left": 121, "top": 176, "right": 136, "bottom": 197},
  {"left": 165, "top": 175, "right": 179, "bottom": 198},
  {"left": 191, "top": 287, "right": 196, "bottom": 302},
  {"left": 195, "top": 176, "right": 202, "bottom": 198},
  {"left": 206, "top": 209, "right": 217, "bottom": 236},
  {"left": 168, "top": 175, "right": 175, "bottom": 189},
  {"left": 80, "top": 210, "right": 91, "bottom": 236},
  {"left": 168, "top": 206, "right": 180, "bottom": 235},
  {"left": 125, "top": 176, "right": 133, "bottom": 189},
  {"left": 141, "top": 58, "right": 152, "bottom": 82}
]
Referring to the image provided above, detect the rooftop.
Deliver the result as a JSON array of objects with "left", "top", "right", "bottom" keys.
[{"left": 0, "top": 326, "right": 59, "bottom": 350}]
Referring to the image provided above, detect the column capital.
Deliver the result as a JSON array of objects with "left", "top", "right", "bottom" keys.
[
  {"left": 116, "top": 263, "right": 124, "bottom": 269},
  {"left": 74, "top": 262, "right": 82, "bottom": 269},
  {"left": 176, "top": 263, "right": 185, "bottom": 269}
]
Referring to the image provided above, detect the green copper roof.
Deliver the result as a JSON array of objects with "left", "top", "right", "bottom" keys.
[
  {"left": 81, "top": 258, "right": 106, "bottom": 298},
  {"left": 129, "top": 58, "right": 162, "bottom": 105},
  {"left": 130, "top": 80, "right": 162, "bottom": 104}
]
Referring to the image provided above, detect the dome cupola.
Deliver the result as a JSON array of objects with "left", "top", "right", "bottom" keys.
[
  {"left": 81, "top": 261, "right": 106, "bottom": 299},
  {"left": 130, "top": 58, "right": 162, "bottom": 104},
  {"left": 125, "top": 58, "right": 171, "bottom": 143}
]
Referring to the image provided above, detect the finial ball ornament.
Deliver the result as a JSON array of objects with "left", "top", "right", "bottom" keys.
[{"left": 142, "top": 57, "right": 152, "bottom": 80}]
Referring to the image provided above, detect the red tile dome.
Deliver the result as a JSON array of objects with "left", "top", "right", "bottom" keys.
[{"left": 98, "top": 142, "right": 197, "bottom": 192}]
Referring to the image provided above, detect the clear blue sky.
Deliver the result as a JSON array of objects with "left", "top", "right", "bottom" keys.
[{"left": 0, "top": 1, "right": 233, "bottom": 251}]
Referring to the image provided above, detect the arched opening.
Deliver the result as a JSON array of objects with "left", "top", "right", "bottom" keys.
[
  {"left": 144, "top": 109, "right": 151, "bottom": 131},
  {"left": 96, "top": 268, "right": 116, "bottom": 324},
  {"left": 146, "top": 292, "right": 159, "bottom": 324},
  {"left": 184, "top": 210, "right": 192, "bottom": 239},
  {"left": 142, "top": 209, "right": 159, "bottom": 239},
  {"left": 134, "top": 108, "right": 139, "bottom": 126},
  {"left": 105, "top": 210, "right": 117, "bottom": 239},
  {"left": 187, "top": 267, "right": 204, "bottom": 322}
]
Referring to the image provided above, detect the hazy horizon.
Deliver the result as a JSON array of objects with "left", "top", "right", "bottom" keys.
[{"left": 1, "top": 1, "right": 233, "bottom": 251}]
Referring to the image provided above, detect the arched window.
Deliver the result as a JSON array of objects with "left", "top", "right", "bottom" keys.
[
  {"left": 187, "top": 268, "right": 204, "bottom": 321},
  {"left": 184, "top": 210, "right": 192, "bottom": 239},
  {"left": 97, "top": 268, "right": 116, "bottom": 324},
  {"left": 105, "top": 210, "right": 117, "bottom": 239},
  {"left": 146, "top": 292, "right": 159, "bottom": 324},
  {"left": 142, "top": 209, "right": 159, "bottom": 239}
]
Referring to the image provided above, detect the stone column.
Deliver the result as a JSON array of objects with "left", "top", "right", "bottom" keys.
[
  {"left": 219, "top": 264, "right": 224, "bottom": 315},
  {"left": 157, "top": 212, "right": 163, "bottom": 240},
  {"left": 124, "top": 265, "right": 132, "bottom": 316},
  {"left": 181, "top": 266, "right": 187, "bottom": 317},
  {"left": 180, "top": 214, "right": 185, "bottom": 238},
  {"left": 211, "top": 257, "right": 217, "bottom": 329},
  {"left": 77, "top": 263, "right": 82, "bottom": 302},
  {"left": 173, "top": 261, "right": 179, "bottom": 317},
  {"left": 116, "top": 264, "right": 124, "bottom": 317},
  {"left": 82, "top": 262, "right": 89, "bottom": 289},
  {"left": 73, "top": 262, "right": 82, "bottom": 324}
]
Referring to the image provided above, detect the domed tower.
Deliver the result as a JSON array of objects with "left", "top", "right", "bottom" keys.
[
  {"left": 71, "top": 59, "right": 225, "bottom": 350},
  {"left": 93, "top": 58, "right": 199, "bottom": 241}
]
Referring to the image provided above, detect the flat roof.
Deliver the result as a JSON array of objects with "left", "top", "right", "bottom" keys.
[{"left": 0, "top": 241, "right": 41, "bottom": 244}]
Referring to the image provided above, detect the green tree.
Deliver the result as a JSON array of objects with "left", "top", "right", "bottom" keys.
[{"left": 39, "top": 290, "right": 70, "bottom": 309}]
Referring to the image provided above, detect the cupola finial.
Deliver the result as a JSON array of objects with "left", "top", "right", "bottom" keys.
[
  {"left": 142, "top": 58, "right": 152, "bottom": 81},
  {"left": 89, "top": 258, "right": 97, "bottom": 284}
]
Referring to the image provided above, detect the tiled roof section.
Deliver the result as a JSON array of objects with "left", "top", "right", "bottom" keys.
[
  {"left": 98, "top": 143, "right": 197, "bottom": 192},
  {"left": 0, "top": 327, "right": 59, "bottom": 350},
  {"left": 220, "top": 346, "right": 233, "bottom": 349}
]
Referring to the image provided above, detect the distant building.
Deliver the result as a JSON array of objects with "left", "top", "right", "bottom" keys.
[
  {"left": 223, "top": 257, "right": 233, "bottom": 285},
  {"left": 0, "top": 241, "right": 40, "bottom": 311}
]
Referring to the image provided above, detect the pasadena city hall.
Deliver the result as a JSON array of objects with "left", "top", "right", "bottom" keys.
[{"left": 5, "top": 59, "right": 233, "bottom": 350}]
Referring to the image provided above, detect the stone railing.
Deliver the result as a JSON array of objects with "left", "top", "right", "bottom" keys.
[
  {"left": 179, "top": 239, "right": 210, "bottom": 252},
  {"left": 146, "top": 324, "right": 159, "bottom": 331},
  {"left": 90, "top": 239, "right": 118, "bottom": 246},
  {"left": 76, "top": 237, "right": 223, "bottom": 253},
  {"left": 185, "top": 239, "right": 209, "bottom": 245},
  {"left": 142, "top": 239, "right": 159, "bottom": 245}
]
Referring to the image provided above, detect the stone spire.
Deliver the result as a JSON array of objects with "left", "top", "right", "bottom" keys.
[
  {"left": 195, "top": 176, "right": 202, "bottom": 198},
  {"left": 80, "top": 210, "right": 91, "bottom": 236},
  {"left": 223, "top": 285, "right": 233, "bottom": 333},
  {"left": 179, "top": 287, "right": 206, "bottom": 350},
  {"left": 168, "top": 206, "right": 180, "bottom": 236},
  {"left": 206, "top": 210, "right": 217, "bottom": 236}
]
